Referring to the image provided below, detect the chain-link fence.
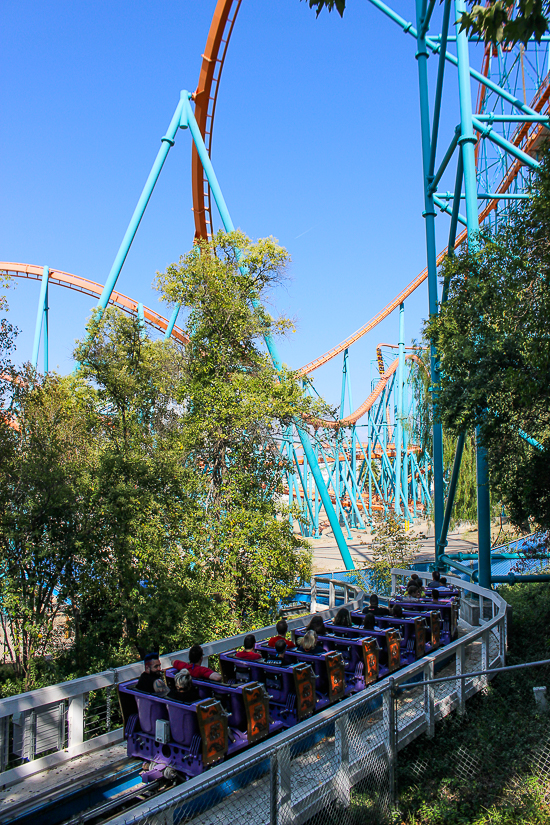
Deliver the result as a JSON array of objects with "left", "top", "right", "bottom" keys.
[{"left": 106, "top": 682, "right": 391, "bottom": 825}]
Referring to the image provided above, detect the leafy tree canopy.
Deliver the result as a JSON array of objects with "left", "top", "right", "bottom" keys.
[
  {"left": 0, "top": 231, "right": 318, "bottom": 691},
  {"left": 426, "top": 150, "right": 550, "bottom": 529},
  {"left": 303, "top": 0, "right": 549, "bottom": 45}
]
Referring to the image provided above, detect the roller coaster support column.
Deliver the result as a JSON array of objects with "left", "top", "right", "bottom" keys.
[
  {"left": 32, "top": 265, "right": 49, "bottom": 372},
  {"left": 97, "top": 94, "right": 186, "bottom": 312},
  {"left": 183, "top": 93, "right": 355, "bottom": 570},
  {"left": 415, "top": 0, "right": 445, "bottom": 558},
  {"left": 455, "top": 0, "right": 491, "bottom": 589},
  {"left": 394, "top": 303, "right": 405, "bottom": 516},
  {"left": 164, "top": 303, "right": 181, "bottom": 340}
]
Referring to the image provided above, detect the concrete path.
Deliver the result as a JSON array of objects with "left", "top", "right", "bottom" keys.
[{"left": 307, "top": 522, "right": 483, "bottom": 574}]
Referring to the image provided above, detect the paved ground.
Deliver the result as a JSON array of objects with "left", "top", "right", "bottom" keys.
[{"left": 307, "top": 520, "right": 490, "bottom": 573}]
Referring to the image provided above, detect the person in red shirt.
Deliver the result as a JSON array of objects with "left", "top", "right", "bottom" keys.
[
  {"left": 268, "top": 619, "right": 295, "bottom": 649},
  {"left": 235, "top": 634, "right": 262, "bottom": 661},
  {"left": 173, "top": 644, "right": 222, "bottom": 682}
]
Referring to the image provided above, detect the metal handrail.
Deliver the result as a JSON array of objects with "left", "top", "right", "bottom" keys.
[
  {"left": 105, "top": 568, "right": 508, "bottom": 825},
  {"left": 0, "top": 579, "right": 364, "bottom": 785}
]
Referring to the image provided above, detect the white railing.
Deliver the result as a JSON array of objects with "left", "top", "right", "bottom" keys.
[
  {"left": 103, "top": 570, "right": 508, "bottom": 825},
  {"left": 0, "top": 584, "right": 364, "bottom": 786},
  {"left": 0, "top": 571, "right": 508, "bottom": 825}
]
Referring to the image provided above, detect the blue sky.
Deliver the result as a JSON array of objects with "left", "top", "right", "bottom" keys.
[{"left": 1, "top": 0, "right": 478, "bottom": 411}]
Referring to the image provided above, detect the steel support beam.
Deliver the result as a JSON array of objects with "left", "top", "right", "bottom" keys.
[
  {"left": 32, "top": 265, "right": 49, "bottom": 371},
  {"left": 98, "top": 94, "right": 186, "bottom": 312},
  {"left": 454, "top": 0, "right": 492, "bottom": 590},
  {"left": 416, "top": 0, "right": 445, "bottom": 551},
  {"left": 184, "top": 93, "right": 355, "bottom": 569},
  {"left": 394, "top": 303, "right": 405, "bottom": 515}
]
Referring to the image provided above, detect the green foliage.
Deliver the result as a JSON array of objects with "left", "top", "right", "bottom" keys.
[
  {"left": 0, "top": 372, "right": 98, "bottom": 687},
  {"left": 426, "top": 149, "right": 550, "bottom": 529},
  {"left": 443, "top": 432, "right": 478, "bottom": 527},
  {"left": 157, "top": 230, "right": 313, "bottom": 625},
  {"left": 353, "top": 515, "right": 418, "bottom": 596},
  {"left": 301, "top": 0, "right": 346, "bottom": 17},
  {"left": 460, "top": 0, "right": 549, "bottom": 45},
  {"left": 0, "top": 271, "right": 11, "bottom": 314}
]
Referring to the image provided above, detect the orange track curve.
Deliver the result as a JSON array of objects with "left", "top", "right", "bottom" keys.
[
  {"left": 308, "top": 353, "right": 423, "bottom": 430},
  {"left": 190, "top": 3, "right": 549, "bottom": 378},
  {"left": 0, "top": 263, "right": 189, "bottom": 345},
  {"left": 192, "top": 0, "right": 242, "bottom": 241}
]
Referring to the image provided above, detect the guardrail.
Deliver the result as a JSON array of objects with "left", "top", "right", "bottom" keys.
[
  {"left": 95, "top": 570, "right": 507, "bottom": 825},
  {"left": 89, "top": 569, "right": 507, "bottom": 825},
  {"left": 0, "top": 571, "right": 508, "bottom": 825},
  {"left": 0, "top": 583, "right": 364, "bottom": 786}
]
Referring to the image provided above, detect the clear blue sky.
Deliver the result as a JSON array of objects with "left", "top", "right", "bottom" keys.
[{"left": 1, "top": 0, "right": 479, "bottom": 411}]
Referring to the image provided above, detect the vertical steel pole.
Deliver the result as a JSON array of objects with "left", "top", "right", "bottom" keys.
[
  {"left": 368, "top": 414, "right": 373, "bottom": 517},
  {"left": 415, "top": 0, "right": 445, "bottom": 554},
  {"left": 394, "top": 303, "right": 405, "bottom": 515},
  {"left": 43, "top": 277, "right": 49, "bottom": 374},
  {"left": 455, "top": 0, "right": 491, "bottom": 588},
  {"left": 437, "top": 432, "right": 465, "bottom": 559},
  {"left": 32, "top": 266, "right": 49, "bottom": 371},
  {"left": 185, "top": 94, "right": 355, "bottom": 569}
]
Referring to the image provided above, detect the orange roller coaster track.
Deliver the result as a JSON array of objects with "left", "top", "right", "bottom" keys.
[
  {"left": 189, "top": 1, "right": 549, "bottom": 378},
  {"left": 0, "top": 263, "right": 189, "bottom": 345}
]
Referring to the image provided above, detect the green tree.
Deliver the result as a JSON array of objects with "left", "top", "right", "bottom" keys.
[
  {"left": 157, "top": 230, "right": 314, "bottom": 625},
  {"left": 353, "top": 515, "right": 418, "bottom": 596},
  {"left": 0, "top": 372, "right": 97, "bottom": 688},
  {"left": 426, "top": 150, "right": 550, "bottom": 529},
  {"left": 72, "top": 308, "right": 203, "bottom": 667}
]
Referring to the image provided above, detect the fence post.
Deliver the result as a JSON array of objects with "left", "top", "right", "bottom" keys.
[
  {"left": 310, "top": 577, "right": 318, "bottom": 613},
  {"left": 270, "top": 750, "right": 279, "bottom": 824},
  {"left": 68, "top": 693, "right": 85, "bottom": 750},
  {"left": 335, "top": 714, "right": 351, "bottom": 807},
  {"left": 383, "top": 680, "right": 397, "bottom": 809},
  {"left": 273, "top": 745, "right": 293, "bottom": 825},
  {"left": 481, "top": 628, "right": 489, "bottom": 684},
  {"left": 391, "top": 572, "right": 397, "bottom": 593},
  {"left": 456, "top": 644, "right": 466, "bottom": 715},
  {"left": 424, "top": 658, "right": 435, "bottom": 737},
  {"left": 500, "top": 614, "right": 506, "bottom": 665},
  {"left": 329, "top": 581, "right": 336, "bottom": 609},
  {"left": 0, "top": 715, "right": 8, "bottom": 771}
]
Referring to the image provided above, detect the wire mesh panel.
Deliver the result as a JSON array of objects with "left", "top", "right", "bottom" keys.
[
  {"left": 113, "top": 687, "right": 393, "bottom": 825},
  {"left": 84, "top": 686, "right": 122, "bottom": 740},
  {"left": 135, "top": 752, "right": 272, "bottom": 825},
  {"left": 395, "top": 673, "right": 425, "bottom": 739}
]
